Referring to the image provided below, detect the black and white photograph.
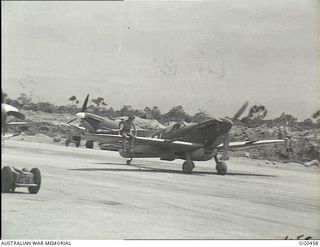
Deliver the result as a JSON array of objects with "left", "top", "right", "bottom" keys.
[{"left": 1, "top": 0, "right": 319, "bottom": 241}]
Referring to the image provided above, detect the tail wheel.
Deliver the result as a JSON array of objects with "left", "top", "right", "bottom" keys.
[
  {"left": 28, "top": 168, "right": 41, "bottom": 194},
  {"left": 126, "top": 158, "right": 133, "bottom": 165},
  {"left": 182, "top": 161, "right": 194, "bottom": 174},
  {"left": 1, "top": 166, "right": 13, "bottom": 193},
  {"left": 216, "top": 161, "right": 227, "bottom": 175}
]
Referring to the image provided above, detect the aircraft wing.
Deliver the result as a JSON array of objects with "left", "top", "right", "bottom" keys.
[
  {"left": 2, "top": 133, "right": 20, "bottom": 140},
  {"left": 7, "top": 122, "right": 29, "bottom": 126},
  {"left": 218, "top": 139, "right": 285, "bottom": 151},
  {"left": 85, "top": 133, "right": 204, "bottom": 151},
  {"left": 61, "top": 122, "right": 86, "bottom": 131},
  {"left": 85, "top": 134, "right": 122, "bottom": 144}
]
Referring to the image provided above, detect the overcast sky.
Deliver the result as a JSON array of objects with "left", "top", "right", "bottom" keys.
[{"left": 2, "top": 0, "right": 319, "bottom": 120}]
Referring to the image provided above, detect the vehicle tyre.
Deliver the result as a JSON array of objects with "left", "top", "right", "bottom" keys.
[
  {"left": 2, "top": 166, "right": 13, "bottom": 193},
  {"left": 85, "top": 140, "right": 94, "bottom": 149},
  {"left": 28, "top": 168, "right": 41, "bottom": 194},
  {"left": 76, "top": 141, "right": 80, "bottom": 148},
  {"left": 65, "top": 139, "right": 70, "bottom": 146},
  {"left": 182, "top": 161, "right": 194, "bottom": 174},
  {"left": 216, "top": 161, "right": 227, "bottom": 175}
]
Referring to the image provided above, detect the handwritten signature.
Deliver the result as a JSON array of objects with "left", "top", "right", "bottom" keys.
[{"left": 285, "top": 234, "right": 312, "bottom": 240}]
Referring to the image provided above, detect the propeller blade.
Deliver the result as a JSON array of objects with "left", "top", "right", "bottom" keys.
[
  {"left": 81, "top": 94, "right": 89, "bottom": 112},
  {"left": 66, "top": 117, "right": 78, "bottom": 124},
  {"left": 232, "top": 101, "right": 249, "bottom": 122},
  {"left": 222, "top": 133, "right": 230, "bottom": 160}
]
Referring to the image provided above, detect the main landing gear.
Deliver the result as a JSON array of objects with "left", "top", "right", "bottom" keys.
[
  {"left": 214, "top": 155, "right": 227, "bottom": 175},
  {"left": 182, "top": 160, "right": 195, "bottom": 174},
  {"left": 181, "top": 157, "right": 227, "bottom": 175}
]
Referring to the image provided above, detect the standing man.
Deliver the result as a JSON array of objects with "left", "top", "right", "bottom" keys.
[
  {"left": 283, "top": 122, "right": 293, "bottom": 152},
  {"left": 278, "top": 122, "right": 293, "bottom": 153},
  {"left": 119, "top": 115, "right": 136, "bottom": 151}
]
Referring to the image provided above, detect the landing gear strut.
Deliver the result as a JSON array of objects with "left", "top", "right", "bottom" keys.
[
  {"left": 182, "top": 160, "right": 195, "bottom": 174},
  {"left": 214, "top": 155, "right": 227, "bottom": 175},
  {"left": 126, "top": 158, "right": 133, "bottom": 165}
]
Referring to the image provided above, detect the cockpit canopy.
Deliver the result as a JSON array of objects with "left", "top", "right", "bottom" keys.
[
  {"left": 165, "top": 121, "right": 186, "bottom": 133},
  {"left": 151, "top": 121, "right": 187, "bottom": 139}
]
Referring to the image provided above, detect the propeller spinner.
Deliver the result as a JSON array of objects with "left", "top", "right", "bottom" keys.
[{"left": 66, "top": 94, "right": 89, "bottom": 124}]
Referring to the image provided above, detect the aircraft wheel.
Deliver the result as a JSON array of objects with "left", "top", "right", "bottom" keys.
[
  {"left": 65, "top": 139, "right": 70, "bottom": 146},
  {"left": 182, "top": 161, "right": 194, "bottom": 174},
  {"left": 28, "top": 168, "right": 41, "bottom": 194},
  {"left": 126, "top": 158, "right": 133, "bottom": 165},
  {"left": 216, "top": 161, "right": 227, "bottom": 175},
  {"left": 85, "top": 140, "right": 94, "bottom": 149},
  {"left": 2, "top": 166, "right": 13, "bottom": 193}
]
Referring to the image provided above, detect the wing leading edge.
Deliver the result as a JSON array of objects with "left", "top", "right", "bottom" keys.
[
  {"left": 218, "top": 139, "right": 286, "bottom": 151},
  {"left": 85, "top": 133, "right": 204, "bottom": 151}
]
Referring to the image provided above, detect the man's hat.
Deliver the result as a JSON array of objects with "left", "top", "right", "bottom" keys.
[{"left": 128, "top": 115, "right": 135, "bottom": 120}]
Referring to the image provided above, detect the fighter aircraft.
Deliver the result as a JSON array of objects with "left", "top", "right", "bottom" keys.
[
  {"left": 67, "top": 94, "right": 119, "bottom": 134},
  {"left": 85, "top": 102, "right": 285, "bottom": 175},
  {"left": 66, "top": 94, "right": 156, "bottom": 148}
]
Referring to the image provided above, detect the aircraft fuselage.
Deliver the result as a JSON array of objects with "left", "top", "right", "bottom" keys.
[{"left": 119, "top": 118, "right": 232, "bottom": 161}]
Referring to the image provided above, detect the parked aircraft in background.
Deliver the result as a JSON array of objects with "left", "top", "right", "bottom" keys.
[
  {"left": 67, "top": 94, "right": 119, "bottom": 134},
  {"left": 67, "top": 94, "right": 155, "bottom": 148},
  {"left": 86, "top": 102, "right": 285, "bottom": 175}
]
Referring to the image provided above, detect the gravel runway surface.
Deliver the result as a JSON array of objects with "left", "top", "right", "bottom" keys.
[{"left": 1, "top": 140, "right": 319, "bottom": 239}]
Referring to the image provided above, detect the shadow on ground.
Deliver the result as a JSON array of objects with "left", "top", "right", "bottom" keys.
[{"left": 69, "top": 162, "right": 277, "bottom": 177}]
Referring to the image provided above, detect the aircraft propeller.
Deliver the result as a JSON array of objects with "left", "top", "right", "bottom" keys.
[
  {"left": 222, "top": 132, "right": 230, "bottom": 160},
  {"left": 222, "top": 101, "right": 248, "bottom": 160},
  {"left": 231, "top": 101, "right": 248, "bottom": 122},
  {"left": 81, "top": 94, "right": 89, "bottom": 112},
  {"left": 66, "top": 94, "right": 89, "bottom": 124}
]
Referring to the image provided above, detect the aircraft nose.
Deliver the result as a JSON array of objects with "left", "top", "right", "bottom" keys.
[{"left": 76, "top": 112, "right": 86, "bottom": 119}]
